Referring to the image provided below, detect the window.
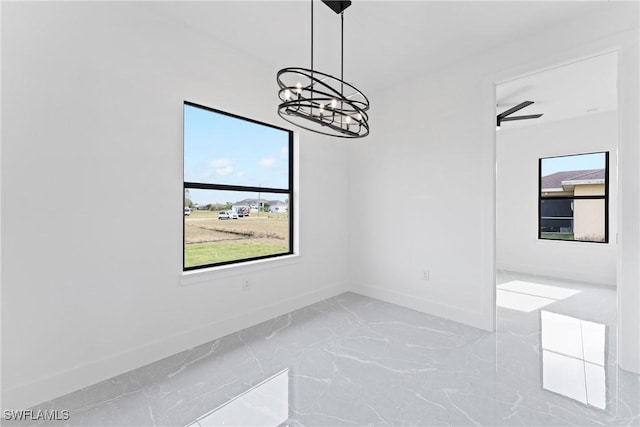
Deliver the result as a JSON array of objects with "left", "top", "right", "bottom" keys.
[
  {"left": 183, "top": 101, "right": 294, "bottom": 270},
  {"left": 539, "top": 152, "right": 608, "bottom": 243}
]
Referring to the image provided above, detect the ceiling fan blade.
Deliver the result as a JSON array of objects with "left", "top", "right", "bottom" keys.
[
  {"left": 497, "top": 101, "right": 534, "bottom": 119},
  {"left": 500, "top": 114, "right": 544, "bottom": 122}
]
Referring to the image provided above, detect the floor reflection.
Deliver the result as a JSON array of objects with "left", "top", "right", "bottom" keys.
[
  {"left": 497, "top": 280, "right": 581, "bottom": 312},
  {"left": 541, "top": 310, "right": 607, "bottom": 409},
  {"left": 185, "top": 369, "right": 289, "bottom": 427}
]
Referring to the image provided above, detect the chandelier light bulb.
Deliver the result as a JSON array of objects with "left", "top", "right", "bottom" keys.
[
  {"left": 284, "top": 89, "right": 292, "bottom": 100},
  {"left": 295, "top": 82, "right": 303, "bottom": 94},
  {"left": 331, "top": 98, "right": 338, "bottom": 108},
  {"left": 346, "top": 116, "right": 352, "bottom": 124}
]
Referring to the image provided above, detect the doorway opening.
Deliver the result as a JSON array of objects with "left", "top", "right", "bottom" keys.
[{"left": 494, "top": 51, "right": 619, "bottom": 411}]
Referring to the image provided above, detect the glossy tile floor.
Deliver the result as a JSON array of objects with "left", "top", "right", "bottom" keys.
[{"left": 11, "top": 271, "right": 640, "bottom": 426}]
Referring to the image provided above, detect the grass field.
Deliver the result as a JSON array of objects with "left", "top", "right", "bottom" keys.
[
  {"left": 541, "top": 232, "right": 575, "bottom": 241},
  {"left": 184, "top": 210, "right": 289, "bottom": 267}
]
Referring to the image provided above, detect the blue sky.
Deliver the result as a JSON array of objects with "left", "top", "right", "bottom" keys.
[
  {"left": 541, "top": 152, "right": 606, "bottom": 177},
  {"left": 184, "top": 104, "right": 290, "bottom": 205}
]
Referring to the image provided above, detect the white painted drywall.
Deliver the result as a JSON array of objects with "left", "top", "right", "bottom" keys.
[
  {"left": 349, "top": 8, "right": 639, "bottom": 373},
  {"left": 1, "top": 2, "right": 350, "bottom": 409},
  {"left": 497, "top": 112, "right": 618, "bottom": 286},
  {"left": 617, "top": 26, "right": 640, "bottom": 375},
  {"left": 348, "top": 64, "right": 497, "bottom": 330}
]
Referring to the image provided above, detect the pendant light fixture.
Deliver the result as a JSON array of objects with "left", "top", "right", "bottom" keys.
[{"left": 277, "top": 0, "right": 370, "bottom": 138}]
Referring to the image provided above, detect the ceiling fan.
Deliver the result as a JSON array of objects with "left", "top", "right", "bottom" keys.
[{"left": 496, "top": 101, "right": 543, "bottom": 129}]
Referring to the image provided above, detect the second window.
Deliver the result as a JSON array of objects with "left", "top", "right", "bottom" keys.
[{"left": 539, "top": 152, "right": 608, "bottom": 243}]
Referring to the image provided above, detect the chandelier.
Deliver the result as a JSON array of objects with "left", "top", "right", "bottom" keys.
[{"left": 277, "top": 0, "right": 370, "bottom": 138}]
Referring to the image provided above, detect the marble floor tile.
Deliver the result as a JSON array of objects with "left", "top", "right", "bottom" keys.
[{"left": 7, "top": 272, "right": 639, "bottom": 426}]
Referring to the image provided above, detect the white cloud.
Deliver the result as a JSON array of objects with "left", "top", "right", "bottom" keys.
[
  {"left": 211, "top": 158, "right": 231, "bottom": 167},
  {"left": 280, "top": 146, "right": 288, "bottom": 158},
  {"left": 216, "top": 166, "right": 233, "bottom": 176},
  {"left": 260, "top": 158, "right": 276, "bottom": 169},
  {"left": 236, "top": 171, "right": 245, "bottom": 177},
  {"left": 211, "top": 158, "right": 234, "bottom": 176}
]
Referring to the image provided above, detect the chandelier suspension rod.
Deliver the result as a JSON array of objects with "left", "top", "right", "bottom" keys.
[
  {"left": 341, "top": 11, "right": 344, "bottom": 84},
  {"left": 341, "top": 11, "right": 344, "bottom": 120},
  {"left": 311, "top": 0, "right": 314, "bottom": 75},
  {"left": 311, "top": 0, "right": 314, "bottom": 115}
]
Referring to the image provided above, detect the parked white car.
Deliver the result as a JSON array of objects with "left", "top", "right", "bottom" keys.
[
  {"left": 184, "top": 207, "right": 191, "bottom": 216},
  {"left": 218, "top": 210, "right": 238, "bottom": 220}
]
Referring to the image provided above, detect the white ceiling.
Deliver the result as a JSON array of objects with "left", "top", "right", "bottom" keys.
[
  {"left": 143, "top": 1, "right": 636, "bottom": 124},
  {"left": 145, "top": 1, "right": 637, "bottom": 90},
  {"left": 496, "top": 51, "right": 619, "bottom": 129}
]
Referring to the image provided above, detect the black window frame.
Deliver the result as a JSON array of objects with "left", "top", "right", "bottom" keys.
[
  {"left": 183, "top": 101, "right": 294, "bottom": 271},
  {"left": 538, "top": 151, "right": 609, "bottom": 244}
]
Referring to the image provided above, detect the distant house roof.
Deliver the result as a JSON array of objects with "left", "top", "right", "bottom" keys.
[
  {"left": 542, "top": 169, "right": 605, "bottom": 191},
  {"left": 233, "top": 199, "right": 288, "bottom": 206}
]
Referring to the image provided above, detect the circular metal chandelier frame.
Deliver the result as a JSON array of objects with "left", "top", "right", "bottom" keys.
[{"left": 277, "top": 67, "right": 370, "bottom": 138}]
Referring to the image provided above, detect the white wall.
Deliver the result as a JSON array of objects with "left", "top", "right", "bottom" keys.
[
  {"left": 348, "top": 64, "right": 496, "bottom": 330},
  {"left": 497, "top": 112, "right": 618, "bottom": 286},
  {"left": 349, "top": 6, "right": 639, "bottom": 372},
  {"left": 1, "top": 2, "right": 350, "bottom": 409},
  {"left": 617, "top": 21, "right": 640, "bottom": 375}
]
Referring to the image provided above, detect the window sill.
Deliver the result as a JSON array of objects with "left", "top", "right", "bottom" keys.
[
  {"left": 179, "top": 254, "right": 301, "bottom": 286},
  {"left": 536, "top": 238, "right": 612, "bottom": 246}
]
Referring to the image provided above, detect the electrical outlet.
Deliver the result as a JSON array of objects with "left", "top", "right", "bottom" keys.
[
  {"left": 422, "top": 269, "right": 430, "bottom": 281},
  {"left": 242, "top": 279, "right": 251, "bottom": 291}
]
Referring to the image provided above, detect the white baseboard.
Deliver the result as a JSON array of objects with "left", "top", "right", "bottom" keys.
[
  {"left": 350, "top": 282, "right": 493, "bottom": 332},
  {"left": 496, "top": 262, "right": 616, "bottom": 286},
  {"left": 3, "top": 281, "right": 349, "bottom": 410}
]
